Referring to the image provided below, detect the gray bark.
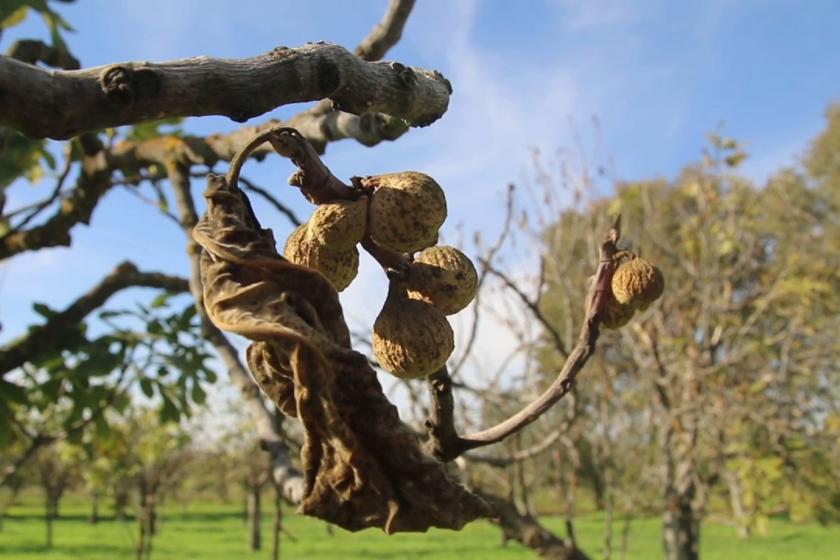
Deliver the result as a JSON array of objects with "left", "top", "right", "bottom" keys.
[{"left": 0, "top": 42, "right": 450, "bottom": 139}]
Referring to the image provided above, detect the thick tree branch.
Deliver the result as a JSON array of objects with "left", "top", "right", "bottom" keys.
[
  {"left": 475, "top": 489, "right": 590, "bottom": 560},
  {"left": 0, "top": 262, "right": 188, "bottom": 376},
  {"left": 426, "top": 218, "right": 622, "bottom": 461},
  {"left": 0, "top": 1, "right": 423, "bottom": 260},
  {"left": 284, "top": 0, "right": 416, "bottom": 152},
  {"left": 1, "top": 42, "right": 451, "bottom": 140}
]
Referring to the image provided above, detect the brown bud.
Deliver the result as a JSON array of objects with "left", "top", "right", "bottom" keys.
[
  {"left": 283, "top": 224, "right": 359, "bottom": 291},
  {"left": 307, "top": 197, "right": 368, "bottom": 251},
  {"left": 611, "top": 257, "right": 664, "bottom": 311},
  {"left": 363, "top": 172, "right": 446, "bottom": 253},
  {"left": 406, "top": 246, "right": 478, "bottom": 315},
  {"left": 372, "top": 282, "right": 454, "bottom": 379}
]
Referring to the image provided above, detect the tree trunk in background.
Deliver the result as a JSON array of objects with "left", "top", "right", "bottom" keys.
[
  {"left": 619, "top": 514, "right": 632, "bottom": 560},
  {"left": 89, "top": 492, "right": 99, "bottom": 524},
  {"left": 725, "top": 472, "right": 750, "bottom": 538},
  {"left": 45, "top": 495, "right": 54, "bottom": 549},
  {"left": 247, "top": 483, "right": 262, "bottom": 551},
  {"left": 136, "top": 479, "right": 158, "bottom": 560},
  {"left": 114, "top": 486, "right": 129, "bottom": 521},
  {"left": 271, "top": 482, "right": 283, "bottom": 560},
  {"left": 662, "top": 483, "right": 699, "bottom": 560}
]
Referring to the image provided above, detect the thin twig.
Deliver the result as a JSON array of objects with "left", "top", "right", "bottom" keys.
[
  {"left": 4, "top": 143, "right": 74, "bottom": 234},
  {"left": 238, "top": 176, "right": 301, "bottom": 227},
  {"left": 425, "top": 216, "right": 622, "bottom": 461}
]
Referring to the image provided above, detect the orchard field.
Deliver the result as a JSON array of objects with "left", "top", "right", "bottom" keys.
[{"left": 2, "top": 498, "right": 840, "bottom": 560}]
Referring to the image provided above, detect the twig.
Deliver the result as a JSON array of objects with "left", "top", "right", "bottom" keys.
[
  {"left": 450, "top": 183, "right": 517, "bottom": 378},
  {"left": 355, "top": 0, "right": 417, "bottom": 61},
  {"left": 3, "top": 144, "right": 75, "bottom": 234},
  {"left": 483, "top": 262, "right": 569, "bottom": 358},
  {"left": 238, "top": 176, "right": 301, "bottom": 227},
  {"left": 425, "top": 216, "right": 623, "bottom": 461}
]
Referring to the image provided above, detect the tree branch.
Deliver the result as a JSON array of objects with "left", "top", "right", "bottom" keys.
[
  {"left": 0, "top": 140, "right": 113, "bottom": 261},
  {"left": 1, "top": 42, "right": 451, "bottom": 140},
  {"left": 0, "top": 262, "right": 188, "bottom": 376},
  {"left": 483, "top": 261, "right": 569, "bottom": 358},
  {"left": 355, "top": 0, "right": 416, "bottom": 61},
  {"left": 237, "top": 176, "right": 302, "bottom": 227},
  {"left": 426, "top": 218, "right": 622, "bottom": 461},
  {"left": 5, "top": 38, "right": 80, "bottom": 70},
  {"left": 474, "top": 488, "right": 590, "bottom": 560}
]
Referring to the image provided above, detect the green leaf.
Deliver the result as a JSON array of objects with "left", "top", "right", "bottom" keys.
[
  {"left": 150, "top": 292, "right": 171, "bottom": 309},
  {"left": 1, "top": 5, "right": 28, "bottom": 29},
  {"left": 32, "top": 302, "right": 55, "bottom": 319},
  {"left": 126, "top": 118, "right": 185, "bottom": 142},
  {"left": 159, "top": 392, "right": 180, "bottom": 423},
  {"left": 139, "top": 378, "right": 155, "bottom": 398},
  {"left": 190, "top": 383, "right": 206, "bottom": 405},
  {"left": 0, "top": 378, "right": 28, "bottom": 405},
  {"left": 147, "top": 319, "right": 163, "bottom": 335},
  {"left": 0, "top": 411, "right": 11, "bottom": 447}
]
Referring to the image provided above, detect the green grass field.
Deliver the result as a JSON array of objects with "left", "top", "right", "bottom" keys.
[{"left": 1, "top": 502, "right": 839, "bottom": 559}]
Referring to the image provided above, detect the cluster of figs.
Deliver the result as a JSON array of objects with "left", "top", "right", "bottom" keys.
[
  {"left": 283, "top": 171, "right": 477, "bottom": 379},
  {"left": 284, "top": 169, "right": 665, "bottom": 378}
]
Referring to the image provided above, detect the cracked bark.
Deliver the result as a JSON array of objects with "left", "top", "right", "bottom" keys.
[
  {"left": 1, "top": 1, "right": 422, "bottom": 261},
  {"left": 1, "top": 42, "right": 451, "bottom": 140}
]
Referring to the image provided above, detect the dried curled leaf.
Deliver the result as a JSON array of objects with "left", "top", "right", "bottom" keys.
[{"left": 192, "top": 174, "right": 490, "bottom": 533}]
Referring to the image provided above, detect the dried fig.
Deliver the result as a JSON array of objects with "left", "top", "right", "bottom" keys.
[
  {"left": 372, "top": 282, "right": 454, "bottom": 379},
  {"left": 600, "top": 294, "right": 635, "bottom": 329},
  {"left": 283, "top": 224, "right": 359, "bottom": 291},
  {"left": 611, "top": 257, "right": 665, "bottom": 311},
  {"left": 406, "top": 246, "right": 478, "bottom": 315},
  {"left": 307, "top": 197, "right": 368, "bottom": 251},
  {"left": 363, "top": 172, "right": 446, "bottom": 253}
]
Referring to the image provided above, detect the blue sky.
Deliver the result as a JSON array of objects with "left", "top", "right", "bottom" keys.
[{"left": 2, "top": 0, "right": 839, "bottom": 395}]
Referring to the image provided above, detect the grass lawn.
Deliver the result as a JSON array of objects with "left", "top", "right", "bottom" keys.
[{"left": 1, "top": 502, "right": 839, "bottom": 559}]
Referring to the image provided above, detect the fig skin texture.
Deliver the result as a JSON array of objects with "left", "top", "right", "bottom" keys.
[
  {"left": 372, "top": 282, "right": 455, "bottom": 379},
  {"left": 406, "top": 246, "right": 478, "bottom": 315},
  {"left": 307, "top": 198, "right": 368, "bottom": 251},
  {"left": 363, "top": 172, "right": 447, "bottom": 253},
  {"left": 283, "top": 224, "right": 359, "bottom": 291},
  {"left": 611, "top": 257, "right": 664, "bottom": 311},
  {"left": 600, "top": 294, "right": 635, "bottom": 329}
]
